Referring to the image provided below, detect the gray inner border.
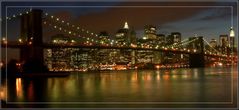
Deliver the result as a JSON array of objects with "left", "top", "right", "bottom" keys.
[{"left": 0, "top": 0, "right": 238, "bottom": 109}]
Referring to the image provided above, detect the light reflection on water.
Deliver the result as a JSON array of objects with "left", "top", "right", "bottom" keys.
[
  {"left": 1, "top": 67, "right": 237, "bottom": 105},
  {"left": 15, "top": 78, "right": 23, "bottom": 99}
]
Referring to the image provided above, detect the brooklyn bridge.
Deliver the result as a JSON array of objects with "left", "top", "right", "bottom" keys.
[{"left": 1, "top": 9, "right": 237, "bottom": 71}]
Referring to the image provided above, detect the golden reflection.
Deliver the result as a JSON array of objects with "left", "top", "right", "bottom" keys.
[
  {"left": 65, "top": 77, "right": 77, "bottom": 96},
  {"left": 51, "top": 79, "right": 60, "bottom": 99},
  {"left": 163, "top": 74, "right": 170, "bottom": 80},
  {"left": 0, "top": 86, "right": 6, "bottom": 101},
  {"left": 194, "top": 72, "right": 199, "bottom": 79},
  {"left": 156, "top": 74, "right": 161, "bottom": 80},
  {"left": 131, "top": 73, "right": 138, "bottom": 81},
  {"left": 193, "top": 69, "right": 199, "bottom": 79},
  {"left": 146, "top": 74, "right": 152, "bottom": 81},
  {"left": 172, "top": 70, "right": 177, "bottom": 74},
  {"left": 16, "top": 78, "right": 23, "bottom": 98},
  {"left": 182, "top": 74, "right": 189, "bottom": 79},
  {"left": 172, "top": 74, "right": 177, "bottom": 79}
]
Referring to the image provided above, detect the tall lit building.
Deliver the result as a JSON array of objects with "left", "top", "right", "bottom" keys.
[
  {"left": 115, "top": 22, "right": 136, "bottom": 46},
  {"left": 115, "top": 22, "right": 136, "bottom": 64},
  {"left": 229, "top": 27, "right": 235, "bottom": 51},
  {"left": 171, "top": 32, "right": 181, "bottom": 43},
  {"left": 208, "top": 38, "right": 218, "bottom": 52},
  {"left": 45, "top": 34, "right": 98, "bottom": 71},
  {"left": 165, "top": 32, "right": 181, "bottom": 46},
  {"left": 209, "top": 39, "right": 217, "bottom": 48},
  {"left": 166, "top": 35, "right": 173, "bottom": 45},
  {"left": 156, "top": 34, "right": 165, "bottom": 45},
  {"left": 164, "top": 32, "right": 182, "bottom": 63},
  {"left": 143, "top": 25, "right": 157, "bottom": 40},
  {"left": 219, "top": 35, "right": 228, "bottom": 54},
  {"left": 98, "top": 31, "right": 110, "bottom": 45},
  {"left": 219, "top": 35, "right": 228, "bottom": 47}
]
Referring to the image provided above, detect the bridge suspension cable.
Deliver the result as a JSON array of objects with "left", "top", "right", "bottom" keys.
[
  {"left": 1, "top": 9, "right": 32, "bottom": 21},
  {"left": 202, "top": 38, "right": 221, "bottom": 54},
  {"left": 167, "top": 37, "right": 198, "bottom": 49},
  {"left": 43, "top": 12, "right": 117, "bottom": 45},
  {"left": 44, "top": 12, "right": 99, "bottom": 37}
]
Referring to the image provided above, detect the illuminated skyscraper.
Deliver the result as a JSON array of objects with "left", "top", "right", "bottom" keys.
[
  {"left": 156, "top": 34, "right": 165, "bottom": 45},
  {"left": 171, "top": 32, "right": 181, "bottom": 43},
  {"left": 229, "top": 27, "right": 235, "bottom": 49},
  {"left": 115, "top": 22, "right": 136, "bottom": 46},
  {"left": 209, "top": 39, "right": 217, "bottom": 48},
  {"left": 209, "top": 38, "right": 218, "bottom": 52},
  {"left": 219, "top": 35, "right": 228, "bottom": 47},
  {"left": 143, "top": 25, "right": 157, "bottom": 40},
  {"left": 219, "top": 35, "right": 228, "bottom": 54},
  {"left": 166, "top": 32, "right": 181, "bottom": 45},
  {"left": 98, "top": 31, "right": 110, "bottom": 45}
]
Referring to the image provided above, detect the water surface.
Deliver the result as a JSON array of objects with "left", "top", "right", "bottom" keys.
[{"left": 1, "top": 67, "right": 237, "bottom": 108}]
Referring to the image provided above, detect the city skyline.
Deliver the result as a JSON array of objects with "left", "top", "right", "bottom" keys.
[{"left": 2, "top": 1, "right": 238, "bottom": 42}]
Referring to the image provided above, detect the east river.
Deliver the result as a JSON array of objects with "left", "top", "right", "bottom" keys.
[{"left": 1, "top": 67, "right": 237, "bottom": 108}]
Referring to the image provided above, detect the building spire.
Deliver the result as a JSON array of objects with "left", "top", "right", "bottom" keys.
[
  {"left": 230, "top": 27, "right": 235, "bottom": 37},
  {"left": 123, "top": 22, "right": 129, "bottom": 29}
]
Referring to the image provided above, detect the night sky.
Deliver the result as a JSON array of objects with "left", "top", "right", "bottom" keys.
[{"left": 1, "top": 0, "right": 238, "bottom": 61}]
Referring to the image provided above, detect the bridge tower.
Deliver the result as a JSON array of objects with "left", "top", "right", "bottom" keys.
[
  {"left": 20, "top": 9, "right": 43, "bottom": 63},
  {"left": 189, "top": 36, "right": 205, "bottom": 68}
]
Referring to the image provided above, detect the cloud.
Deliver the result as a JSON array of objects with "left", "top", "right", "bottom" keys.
[
  {"left": 45, "top": 1, "right": 217, "bottom": 37},
  {"left": 195, "top": 1, "right": 237, "bottom": 21},
  {"left": 198, "top": 8, "right": 232, "bottom": 21}
]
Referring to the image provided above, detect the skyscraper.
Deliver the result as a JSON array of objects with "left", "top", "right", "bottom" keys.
[
  {"left": 165, "top": 32, "right": 181, "bottom": 46},
  {"left": 115, "top": 22, "right": 136, "bottom": 46},
  {"left": 171, "top": 32, "right": 181, "bottom": 43},
  {"left": 156, "top": 34, "right": 165, "bottom": 46},
  {"left": 229, "top": 27, "right": 235, "bottom": 54},
  {"left": 115, "top": 22, "right": 136, "bottom": 65},
  {"left": 98, "top": 31, "right": 110, "bottom": 45},
  {"left": 219, "top": 35, "right": 228, "bottom": 54},
  {"left": 209, "top": 39, "right": 217, "bottom": 48},
  {"left": 143, "top": 25, "right": 157, "bottom": 40}
]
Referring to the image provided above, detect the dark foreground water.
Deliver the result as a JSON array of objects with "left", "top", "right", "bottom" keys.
[{"left": 1, "top": 67, "right": 238, "bottom": 108}]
